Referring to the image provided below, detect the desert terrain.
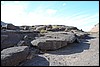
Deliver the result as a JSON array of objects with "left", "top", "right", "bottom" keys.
[
  {"left": 1, "top": 22, "right": 99, "bottom": 66},
  {"left": 19, "top": 32, "right": 99, "bottom": 66}
]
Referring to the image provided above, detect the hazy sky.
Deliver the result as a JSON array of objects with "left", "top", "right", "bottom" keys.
[{"left": 1, "top": 1, "right": 99, "bottom": 31}]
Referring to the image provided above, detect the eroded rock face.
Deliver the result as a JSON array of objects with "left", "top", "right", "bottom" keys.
[
  {"left": 1, "top": 33, "right": 21, "bottom": 50},
  {"left": 1, "top": 24, "right": 90, "bottom": 66},
  {"left": 1, "top": 46, "right": 29, "bottom": 66},
  {"left": 1, "top": 30, "right": 39, "bottom": 50},
  {"left": 31, "top": 32, "right": 79, "bottom": 50}
]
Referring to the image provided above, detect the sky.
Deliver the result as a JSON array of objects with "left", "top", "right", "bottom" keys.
[{"left": 1, "top": 1, "right": 99, "bottom": 31}]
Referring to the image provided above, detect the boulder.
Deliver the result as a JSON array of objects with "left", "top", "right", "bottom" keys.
[
  {"left": 74, "top": 32, "right": 88, "bottom": 39},
  {"left": 46, "top": 25, "right": 52, "bottom": 31},
  {"left": 1, "top": 30, "right": 39, "bottom": 50},
  {"left": 29, "top": 26, "right": 36, "bottom": 31},
  {"left": 1, "top": 33, "right": 21, "bottom": 50},
  {"left": 48, "top": 28, "right": 59, "bottom": 32},
  {"left": 46, "top": 25, "right": 52, "bottom": 28},
  {"left": 23, "top": 26, "right": 29, "bottom": 30},
  {"left": 19, "top": 26, "right": 30, "bottom": 30},
  {"left": 46, "top": 28, "right": 52, "bottom": 31},
  {"left": 31, "top": 32, "right": 79, "bottom": 50},
  {"left": 59, "top": 27, "right": 66, "bottom": 31},
  {"left": 65, "top": 26, "right": 78, "bottom": 32},
  {"left": 44, "top": 32, "right": 78, "bottom": 43},
  {"left": 36, "top": 26, "right": 46, "bottom": 31},
  {"left": 1, "top": 46, "right": 29, "bottom": 66},
  {"left": 7, "top": 24, "right": 17, "bottom": 30},
  {"left": 31, "top": 38, "right": 67, "bottom": 50},
  {"left": 1, "top": 24, "right": 19, "bottom": 30}
]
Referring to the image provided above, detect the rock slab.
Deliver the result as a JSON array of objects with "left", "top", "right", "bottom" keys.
[{"left": 1, "top": 46, "right": 29, "bottom": 66}]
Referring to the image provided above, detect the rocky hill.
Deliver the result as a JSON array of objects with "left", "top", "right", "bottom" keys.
[
  {"left": 1, "top": 21, "right": 99, "bottom": 66},
  {"left": 90, "top": 23, "right": 99, "bottom": 32}
]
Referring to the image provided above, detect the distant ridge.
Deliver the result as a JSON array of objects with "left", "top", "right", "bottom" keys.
[
  {"left": 90, "top": 23, "right": 99, "bottom": 32},
  {"left": 1, "top": 21, "right": 13, "bottom": 26},
  {"left": 1, "top": 21, "right": 7, "bottom": 26}
]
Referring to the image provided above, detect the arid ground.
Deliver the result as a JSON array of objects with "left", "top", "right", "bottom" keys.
[{"left": 21, "top": 32, "right": 99, "bottom": 66}]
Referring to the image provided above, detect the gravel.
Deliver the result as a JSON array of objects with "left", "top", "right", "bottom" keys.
[{"left": 21, "top": 33, "right": 99, "bottom": 66}]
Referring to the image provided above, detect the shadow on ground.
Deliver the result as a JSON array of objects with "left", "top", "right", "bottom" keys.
[
  {"left": 46, "top": 34, "right": 96, "bottom": 55},
  {"left": 84, "top": 34, "right": 96, "bottom": 39},
  {"left": 20, "top": 56, "right": 49, "bottom": 66}
]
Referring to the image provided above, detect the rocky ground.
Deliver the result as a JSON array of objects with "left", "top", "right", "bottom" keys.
[
  {"left": 1, "top": 22, "right": 99, "bottom": 66},
  {"left": 20, "top": 32, "right": 99, "bottom": 66}
]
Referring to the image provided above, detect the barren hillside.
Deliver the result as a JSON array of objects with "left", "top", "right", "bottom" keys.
[{"left": 90, "top": 23, "right": 99, "bottom": 32}]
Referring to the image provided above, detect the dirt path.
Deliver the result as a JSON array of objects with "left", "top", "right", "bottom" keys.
[{"left": 21, "top": 33, "right": 99, "bottom": 66}]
